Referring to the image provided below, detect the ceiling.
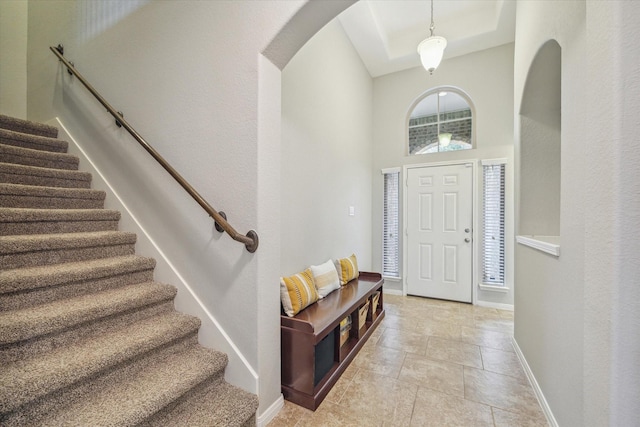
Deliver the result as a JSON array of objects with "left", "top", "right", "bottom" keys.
[{"left": 337, "top": 0, "right": 516, "bottom": 78}]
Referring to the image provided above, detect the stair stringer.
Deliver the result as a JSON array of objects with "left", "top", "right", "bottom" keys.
[{"left": 51, "top": 117, "right": 259, "bottom": 395}]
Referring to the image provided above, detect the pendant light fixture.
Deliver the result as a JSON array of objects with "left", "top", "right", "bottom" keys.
[
  {"left": 438, "top": 132, "right": 452, "bottom": 147},
  {"left": 417, "top": 0, "right": 447, "bottom": 74}
]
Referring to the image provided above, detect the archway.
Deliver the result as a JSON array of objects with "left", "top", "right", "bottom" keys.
[{"left": 255, "top": 2, "right": 361, "bottom": 423}]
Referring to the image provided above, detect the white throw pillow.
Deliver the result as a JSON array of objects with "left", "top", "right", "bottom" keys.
[{"left": 310, "top": 259, "right": 341, "bottom": 298}]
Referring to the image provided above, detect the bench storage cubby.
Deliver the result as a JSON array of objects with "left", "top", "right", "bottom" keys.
[{"left": 280, "top": 272, "right": 384, "bottom": 410}]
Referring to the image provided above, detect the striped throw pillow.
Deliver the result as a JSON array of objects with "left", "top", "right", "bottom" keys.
[
  {"left": 335, "top": 254, "right": 359, "bottom": 285},
  {"left": 310, "top": 259, "right": 341, "bottom": 298},
  {"left": 280, "top": 269, "right": 319, "bottom": 317}
]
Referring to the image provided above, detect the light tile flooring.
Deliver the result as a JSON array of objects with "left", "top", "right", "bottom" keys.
[{"left": 268, "top": 294, "right": 548, "bottom": 427}]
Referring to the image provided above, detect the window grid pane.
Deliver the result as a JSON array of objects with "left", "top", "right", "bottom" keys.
[
  {"left": 383, "top": 171, "right": 400, "bottom": 278},
  {"left": 482, "top": 164, "right": 505, "bottom": 285}
]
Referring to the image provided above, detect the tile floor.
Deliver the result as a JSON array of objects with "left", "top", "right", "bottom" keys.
[{"left": 268, "top": 294, "right": 549, "bottom": 427}]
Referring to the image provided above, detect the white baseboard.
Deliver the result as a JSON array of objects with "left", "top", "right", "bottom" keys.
[
  {"left": 512, "top": 337, "right": 558, "bottom": 427},
  {"left": 475, "top": 300, "right": 514, "bottom": 311},
  {"left": 257, "top": 394, "right": 284, "bottom": 427},
  {"left": 383, "top": 288, "right": 404, "bottom": 296}
]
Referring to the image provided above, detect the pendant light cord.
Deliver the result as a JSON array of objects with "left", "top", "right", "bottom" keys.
[{"left": 430, "top": 0, "right": 435, "bottom": 37}]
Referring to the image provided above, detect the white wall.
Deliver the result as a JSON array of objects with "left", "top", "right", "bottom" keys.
[
  {"left": 583, "top": 1, "right": 640, "bottom": 425},
  {"left": 281, "top": 20, "right": 373, "bottom": 274},
  {"left": 513, "top": 3, "right": 586, "bottom": 425},
  {"left": 372, "top": 43, "right": 515, "bottom": 307},
  {"left": 0, "top": 0, "right": 28, "bottom": 118},
  {"left": 514, "top": 1, "right": 640, "bottom": 426}
]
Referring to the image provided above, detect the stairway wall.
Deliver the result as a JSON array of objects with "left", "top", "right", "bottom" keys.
[
  {"left": 53, "top": 117, "right": 259, "bottom": 396},
  {"left": 0, "top": 0, "right": 27, "bottom": 118}
]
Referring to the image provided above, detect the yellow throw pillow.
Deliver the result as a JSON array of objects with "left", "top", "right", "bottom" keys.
[
  {"left": 280, "top": 268, "right": 319, "bottom": 317},
  {"left": 334, "top": 254, "right": 359, "bottom": 285}
]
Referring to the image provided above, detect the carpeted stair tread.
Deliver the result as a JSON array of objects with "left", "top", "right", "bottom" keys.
[
  {"left": 0, "top": 230, "right": 136, "bottom": 255},
  {"left": 0, "top": 183, "right": 105, "bottom": 210},
  {"left": 0, "top": 207, "right": 119, "bottom": 223},
  {"left": 0, "top": 162, "right": 91, "bottom": 189},
  {"left": 144, "top": 378, "right": 259, "bottom": 427},
  {"left": 39, "top": 346, "right": 229, "bottom": 427},
  {"left": 0, "top": 207, "right": 120, "bottom": 236},
  {"left": 0, "top": 183, "right": 105, "bottom": 202},
  {"left": 0, "top": 230, "right": 136, "bottom": 269},
  {"left": 0, "top": 115, "right": 58, "bottom": 139},
  {"left": 0, "top": 128, "right": 68, "bottom": 153},
  {"left": 0, "top": 143, "right": 79, "bottom": 171},
  {"left": 0, "top": 281, "right": 177, "bottom": 345},
  {"left": 0, "top": 254, "right": 154, "bottom": 294},
  {"left": 0, "top": 311, "right": 201, "bottom": 414}
]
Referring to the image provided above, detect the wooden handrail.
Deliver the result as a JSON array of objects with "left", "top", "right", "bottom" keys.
[{"left": 50, "top": 45, "right": 258, "bottom": 252}]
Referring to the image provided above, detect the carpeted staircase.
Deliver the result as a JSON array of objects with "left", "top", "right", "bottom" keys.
[{"left": 0, "top": 115, "right": 258, "bottom": 426}]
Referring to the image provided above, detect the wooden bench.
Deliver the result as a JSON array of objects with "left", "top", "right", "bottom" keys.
[{"left": 280, "top": 272, "right": 385, "bottom": 410}]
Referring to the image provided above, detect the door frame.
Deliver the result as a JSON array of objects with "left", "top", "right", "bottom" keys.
[{"left": 403, "top": 160, "right": 479, "bottom": 304}]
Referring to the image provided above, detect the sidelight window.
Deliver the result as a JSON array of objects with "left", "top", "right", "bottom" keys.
[
  {"left": 382, "top": 168, "right": 400, "bottom": 278},
  {"left": 481, "top": 160, "right": 506, "bottom": 285}
]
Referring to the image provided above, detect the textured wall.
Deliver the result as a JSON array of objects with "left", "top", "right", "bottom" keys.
[
  {"left": 281, "top": 19, "right": 373, "bottom": 274},
  {"left": 0, "top": 0, "right": 28, "bottom": 118},
  {"left": 583, "top": 2, "right": 640, "bottom": 425},
  {"left": 515, "top": 3, "right": 640, "bottom": 424},
  {"left": 513, "top": 1, "right": 587, "bottom": 425}
]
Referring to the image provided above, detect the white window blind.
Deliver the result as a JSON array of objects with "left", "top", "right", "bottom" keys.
[
  {"left": 382, "top": 170, "right": 400, "bottom": 278},
  {"left": 482, "top": 162, "right": 506, "bottom": 285}
]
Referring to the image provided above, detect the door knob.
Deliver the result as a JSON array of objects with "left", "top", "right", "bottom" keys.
[
  {"left": 465, "top": 228, "right": 470, "bottom": 233},
  {"left": 464, "top": 238, "right": 471, "bottom": 243}
]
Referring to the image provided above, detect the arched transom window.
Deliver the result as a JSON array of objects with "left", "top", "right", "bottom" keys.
[{"left": 408, "top": 88, "right": 474, "bottom": 155}]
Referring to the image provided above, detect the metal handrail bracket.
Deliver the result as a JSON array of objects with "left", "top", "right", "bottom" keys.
[{"left": 50, "top": 44, "right": 258, "bottom": 253}]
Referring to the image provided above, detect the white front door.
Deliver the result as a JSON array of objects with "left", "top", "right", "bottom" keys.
[{"left": 406, "top": 163, "right": 473, "bottom": 302}]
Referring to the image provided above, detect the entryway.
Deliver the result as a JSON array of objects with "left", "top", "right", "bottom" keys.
[{"left": 406, "top": 163, "right": 474, "bottom": 302}]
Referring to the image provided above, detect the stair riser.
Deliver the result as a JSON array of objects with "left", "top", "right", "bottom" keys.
[
  {"left": 0, "top": 172, "right": 91, "bottom": 189},
  {"left": 140, "top": 374, "right": 258, "bottom": 427},
  {"left": 0, "top": 268, "right": 155, "bottom": 310},
  {"left": 0, "top": 195, "right": 104, "bottom": 210},
  {"left": 48, "top": 347, "right": 227, "bottom": 427},
  {"left": 0, "top": 153, "right": 78, "bottom": 171},
  {"left": 0, "top": 334, "right": 203, "bottom": 425},
  {"left": 141, "top": 374, "right": 227, "bottom": 426},
  {"left": 0, "top": 301, "right": 175, "bottom": 365},
  {"left": 0, "top": 116, "right": 58, "bottom": 139},
  {"left": 0, "top": 134, "right": 68, "bottom": 154},
  {"left": 1, "top": 284, "right": 178, "bottom": 346},
  {"left": 0, "top": 244, "right": 135, "bottom": 270},
  {"left": 0, "top": 313, "right": 202, "bottom": 414},
  {"left": 1, "top": 219, "right": 119, "bottom": 236}
]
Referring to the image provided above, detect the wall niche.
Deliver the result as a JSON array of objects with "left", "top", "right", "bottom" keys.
[{"left": 518, "top": 40, "right": 561, "bottom": 256}]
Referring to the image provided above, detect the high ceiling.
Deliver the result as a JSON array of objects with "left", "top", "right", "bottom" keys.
[{"left": 337, "top": 0, "right": 516, "bottom": 77}]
